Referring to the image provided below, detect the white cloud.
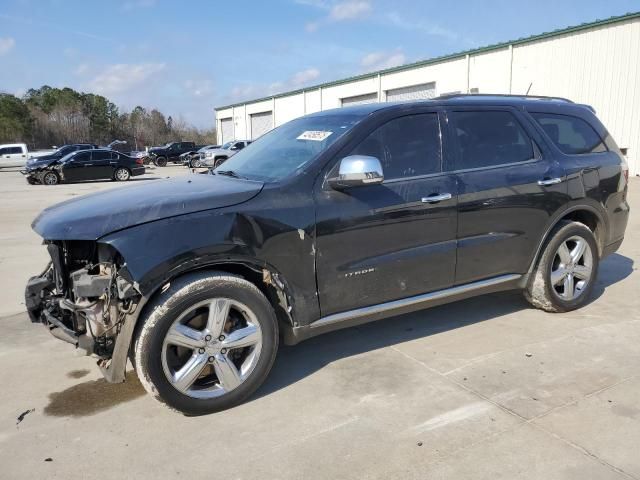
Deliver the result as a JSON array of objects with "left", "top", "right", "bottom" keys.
[
  {"left": 300, "top": 0, "right": 371, "bottom": 31},
  {"left": 361, "top": 50, "right": 405, "bottom": 71},
  {"left": 330, "top": 0, "right": 371, "bottom": 21},
  {"left": 184, "top": 79, "right": 214, "bottom": 98},
  {"left": 291, "top": 68, "right": 320, "bottom": 86},
  {"left": 293, "top": 0, "right": 328, "bottom": 7},
  {"left": 305, "top": 21, "right": 320, "bottom": 32},
  {"left": 74, "top": 63, "right": 90, "bottom": 75},
  {"left": 88, "top": 63, "right": 166, "bottom": 95},
  {"left": 385, "top": 12, "right": 458, "bottom": 41},
  {"left": 0, "top": 37, "right": 15, "bottom": 56},
  {"left": 229, "top": 68, "right": 321, "bottom": 101},
  {"left": 122, "top": 0, "right": 156, "bottom": 11}
]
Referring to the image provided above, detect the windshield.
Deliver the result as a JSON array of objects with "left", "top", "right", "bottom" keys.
[
  {"left": 59, "top": 152, "right": 76, "bottom": 163},
  {"left": 221, "top": 142, "right": 234, "bottom": 149},
  {"left": 215, "top": 114, "right": 363, "bottom": 182}
]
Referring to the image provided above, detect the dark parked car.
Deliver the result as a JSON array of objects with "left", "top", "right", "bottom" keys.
[
  {"left": 26, "top": 143, "right": 99, "bottom": 165},
  {"left": 148, "top": 141, "right": 196, "bottom": 166},
  {"left": 22, "top": 148, "right": 145, "bottom": 185},
  {"left": 24, "top": 95, "right": 629, "bottom": 415}
]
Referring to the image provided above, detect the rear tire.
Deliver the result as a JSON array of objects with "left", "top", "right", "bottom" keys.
[
  {"left": 134, "top": 271, "right": 279, "bottom": 415},
  {"left": 524, "top": 221, "right": 599, "bottom": 312},
  {"left": 114, "top": 167, "right": 131, "bottom": 181}
]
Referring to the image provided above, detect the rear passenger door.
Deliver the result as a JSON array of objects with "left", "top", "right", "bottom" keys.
[
  {"left": 89, "top": 150, "right": 115, "bottom": 179},
  {"left": 446, "top": 107, "right": 567, "bottom": 285}
]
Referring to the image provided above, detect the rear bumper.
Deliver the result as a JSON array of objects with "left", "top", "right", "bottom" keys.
[{"left": 131, "top": 166, "right": 145, "bottom": 176}]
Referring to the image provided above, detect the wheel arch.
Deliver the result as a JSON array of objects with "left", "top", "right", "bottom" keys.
[
  {"left": 527, "top": 204, "right": 606, "bottom": 274},
  {"left": 131, "top": 260, "right": 296, "bottom": 346}
]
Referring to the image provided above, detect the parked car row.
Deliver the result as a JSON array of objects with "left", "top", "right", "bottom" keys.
[{"left": 22, "top": 148, "right": 145, "bottom": 185}]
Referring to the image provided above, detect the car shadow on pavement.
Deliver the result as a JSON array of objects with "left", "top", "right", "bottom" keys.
[
  {"left": 44, "top": 371, "right": 145, "bottom": 417},
  {"left": 254, "top": 253, "right": 634, "bottom": 401}
]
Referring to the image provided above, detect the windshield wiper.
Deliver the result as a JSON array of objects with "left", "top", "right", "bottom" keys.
[{"left": 216, "top": 170, "right": 245, "bottom": 179}]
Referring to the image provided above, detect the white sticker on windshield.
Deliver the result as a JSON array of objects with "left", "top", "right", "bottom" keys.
[{"left": 297, "top": 130, "right": 333, "bottom": 141}]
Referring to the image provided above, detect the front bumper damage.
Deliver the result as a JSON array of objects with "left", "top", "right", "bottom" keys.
[{"left": 25, "top": 242, "right": 143, "bottom": 383}]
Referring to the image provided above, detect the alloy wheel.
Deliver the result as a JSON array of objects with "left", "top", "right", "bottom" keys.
[
  {"left": 550, "top": 235, "right": 593, "bottom": 301},
  {"left": 161, "top": 298, "right": 263, "bottom": 399},
  {"left": 116, "top": 168, "right": 130, "bottom": 181},
  {"left": 43, "top": 172, "right": 58, "bottom": 185}
]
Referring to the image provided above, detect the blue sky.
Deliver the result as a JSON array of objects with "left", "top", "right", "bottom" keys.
[{"left": 0, "top": 0, "right": 638, "bottom": 127}]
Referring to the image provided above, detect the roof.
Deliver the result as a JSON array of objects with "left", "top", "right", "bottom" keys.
[
  {"left": 308, "top": 94, "right": 591, "bottom": 117},
  {"left": 215, "top": 11, "right": 640, "bottom": 111}
]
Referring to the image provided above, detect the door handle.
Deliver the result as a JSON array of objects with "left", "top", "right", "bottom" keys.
[
  {"left": 537, "top": 177, "right": 563, "bottom": 186},
  {"left": 421, "top": 193, "right": 452, "bottom": 203}
]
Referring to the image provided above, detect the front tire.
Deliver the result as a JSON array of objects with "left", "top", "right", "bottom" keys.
[
  {"left": 155, "top": 156, "right": 168, "bottom": 167},
  {"left": 42, "top": 171, "right": 60, "bottom": 185},
  {"left": 134, "top": 271, "right": 279, "bottom": 415},
  {"left": 524, "top": 221, "right": 599, "bottom": 312}
]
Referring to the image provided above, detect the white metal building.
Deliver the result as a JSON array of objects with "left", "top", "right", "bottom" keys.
[{"left": 215, "top": 12, "right": 640, "bottom": 175}]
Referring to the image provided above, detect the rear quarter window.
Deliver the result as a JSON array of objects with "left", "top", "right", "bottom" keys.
[{"left": 531, "top": 112, "right": 607, "bottom": 155}]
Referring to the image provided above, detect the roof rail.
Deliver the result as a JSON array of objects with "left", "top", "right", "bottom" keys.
[{"left": 434, "top": 93, "right": 574, "bottom": 103}]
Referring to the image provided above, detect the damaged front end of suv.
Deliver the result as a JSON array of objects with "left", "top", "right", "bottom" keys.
[{"left": 25, "top": 240, "right": 142, "bottom": 383}]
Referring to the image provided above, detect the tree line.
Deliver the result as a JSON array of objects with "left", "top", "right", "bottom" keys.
[{"left": 0, "top": 86, "right": 216, "bottom": 151}]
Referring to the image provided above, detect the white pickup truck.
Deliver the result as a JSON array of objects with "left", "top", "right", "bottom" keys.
[{"left": 0, "top": 143, "right": 55, "bottom": 168}]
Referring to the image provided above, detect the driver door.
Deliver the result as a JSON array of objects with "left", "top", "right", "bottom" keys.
[{"left": 314, "top": 111, "right": 458, "bottom": 317}]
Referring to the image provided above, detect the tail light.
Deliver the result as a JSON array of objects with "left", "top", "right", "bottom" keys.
[{"left": 135, "top": 158, "right": 144, "bottom": 165}]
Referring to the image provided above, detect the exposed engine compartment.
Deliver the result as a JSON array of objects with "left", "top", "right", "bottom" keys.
[{"left": 25, "top": 240, "right": 141, "bottom": 361}]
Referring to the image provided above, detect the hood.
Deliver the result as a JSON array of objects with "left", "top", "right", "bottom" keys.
[
  {"left": 32, "top": 174, "right": 264, "bottom": 240},
  {"left": 28, "top": 153, "right": 60, "bottom": 164},
  {"left": 26, "top": 157, "right": 58, "bottom": 169},
  {"left": 205, "top": 148, "right": 229, "bottom": 156}
]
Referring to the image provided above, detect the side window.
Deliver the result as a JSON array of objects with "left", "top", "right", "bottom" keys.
[
  {"left": 530, "top": 112, "right": 607, "bottom": 155},
  {"left": 349, "top": 113, "right": 441, "bottom": 180},
  {"left": 8, "top": 147, "right": 23, "bottom": 154},
  {"left": 236, "top": 142, "right": 245, "bottom": 150},
  {"left": 73, "top": 152, "right": 91, "bottom": 162},
  {"left": 110, "top": 151, "right": 120, "bottom": 160},
  {"left": 92, "top": 151, "right": 111, "bottom": 160},
  {"left": 0, "top": 148, "right": 7, "bottom": 155},
  {"left": 451, "top": 111, "right": 534, "bottom": 169}
]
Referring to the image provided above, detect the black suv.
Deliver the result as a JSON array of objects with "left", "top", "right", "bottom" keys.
[
  {"left": 25, "top": 95, "right": 629, "bottom": 415},
  {"left": 148, "top": 141, "right": 197, "bottom": 166}
]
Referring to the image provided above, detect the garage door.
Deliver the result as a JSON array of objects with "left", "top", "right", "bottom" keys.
[
  {"left": 220, "top": 118, "right": 234, "bottom": 143},
  {"left": 386, "top": 82, "right": 437, "bottom": 102},
  {"left": 250, "top": 111, "right": 273, "bottom": 140},
  {"left": 341, "top": 93, "right": 378, "bottom": 107}
]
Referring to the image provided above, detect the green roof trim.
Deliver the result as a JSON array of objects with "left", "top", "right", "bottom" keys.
[{"left": 215, "top": 11, "right": 640, "bottom": 111}]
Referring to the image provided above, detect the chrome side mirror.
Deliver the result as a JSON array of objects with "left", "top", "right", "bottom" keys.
[{"left": 328, "top": 155, "right": 384, "bottom": 190}]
